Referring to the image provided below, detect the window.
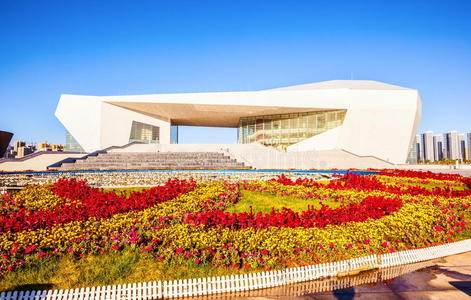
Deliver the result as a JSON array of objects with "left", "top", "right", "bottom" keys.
[
  {"left": 129, "top": 121, "right": 160, "bottom": 144},
  {"left": 238, "top": 109, "right": 346, "bottom": 148}
]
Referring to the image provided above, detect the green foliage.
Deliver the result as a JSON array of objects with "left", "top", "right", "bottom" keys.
[
  {"left": 226, "top": 190, "right": 340, "bottom": 214},
  {"left": 0, "top": 250, "right": 258, "bottom": 292},
  {"left": 102, "top": 186, "right": 151, "bottom": 197}
]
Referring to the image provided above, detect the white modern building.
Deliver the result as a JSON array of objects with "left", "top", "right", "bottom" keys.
[{"left": 55, "top": 80, "right": 422, "bottom": 165}]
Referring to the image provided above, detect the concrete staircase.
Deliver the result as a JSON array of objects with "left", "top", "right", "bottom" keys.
[{"left": 54, "top": 152, "right": 250, "bottom": 170}]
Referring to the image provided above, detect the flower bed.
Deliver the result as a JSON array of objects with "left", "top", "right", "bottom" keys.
[{"left": 0, "top": 171, "right": 470, "bottom": 289}]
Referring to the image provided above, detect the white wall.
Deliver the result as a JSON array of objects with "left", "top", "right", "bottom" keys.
[
  {"left": 0, "top": 153, "right": 84, "bottom": 171},
  {"left": 56, "top": 96, "right": 171, "bottom": 152},
  {"left": 101, "top": 103, "right": 171, "bottom": 148},
  {"left": 109, "top": 143, "right": 392, "bottom": 170},
  {"left": 287, "top": 126, "right": 342, "bottom": 152},
  {"left": 55, "top": 95, "right": 102, "bottom": 152}
]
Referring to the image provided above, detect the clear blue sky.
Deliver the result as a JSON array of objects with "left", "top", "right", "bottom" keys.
[{"left": 1, "top": 0, "right": 470, "bottom": 145}]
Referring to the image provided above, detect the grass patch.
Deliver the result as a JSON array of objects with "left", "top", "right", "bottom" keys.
[
  {"left": 102, "top": 186, "right": 151, "bottom": 197},
  {"left": 0, "top": 250, "right": 258, "bottom": 292},
  {"left": 226, "top": 190, "right": 340, "bottom": 214},
  {"left": 377, "top": 176, "right": 467, "bottom": 191}
]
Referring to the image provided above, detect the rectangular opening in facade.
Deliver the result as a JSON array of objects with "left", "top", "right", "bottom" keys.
[
  {"left": 238, "top": 110, "right": 346, "bottom": 149},
  {"left": 129, "top": 121, "right": 160, "bottom": 144}
]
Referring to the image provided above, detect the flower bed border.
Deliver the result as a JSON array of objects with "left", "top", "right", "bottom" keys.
[{"left": 1, "top": 239, "right": 470, "bottom": 300}]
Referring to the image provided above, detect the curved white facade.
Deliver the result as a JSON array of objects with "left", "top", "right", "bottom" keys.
[{"left": 55, "top": 80, "right": 421, "bottom": 164}]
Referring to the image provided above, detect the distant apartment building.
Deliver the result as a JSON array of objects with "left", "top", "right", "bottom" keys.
[
  {"left": 416, "top": 131, "right": 470, "bottom": 162},
  {"left": 458, "top": 134, "right": 466, "bottom": 161},
  {"left": 442, "top": 134, "right": 448, "bottom": 159},
  {"left": 17, "top": 146, "right": 33, "bottom": 158},
  {"left": 10, "top": 140, "right": 36, "bottom": 158},
  {"left": 445, "top": 131, "right": 460, "bottom": 160},
  {"left": 421, "top": 131, "right": 434, "bottom": 161},
  {"left": 13, "top": 140, "right": 25, "bottom": 153},
  {"left": 38, "top": 141, "right": 64, "bottom": 152},
  {"left": 416, "top": 134, "right": 422, "bottom": 161},
  {"left": 467, "top": 133, "right": 471, "bottom": 160},
  {"left": 433, "top": 135, "right": 443, "bottom": 161}
]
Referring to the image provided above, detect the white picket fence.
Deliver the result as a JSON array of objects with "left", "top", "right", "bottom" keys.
[{"left": 1, "top": 239, "right": 470, "bottom": 300}]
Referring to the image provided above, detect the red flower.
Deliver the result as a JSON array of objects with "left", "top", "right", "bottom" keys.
[
  {"left": 111, "top": 244, "right": 121, "bottom": 251},
  {"left": 185, "top": 195, "right": 402, "bottom": 229},
  {"left": 0, "top": 178, "right": 196, "bottom": 234},
  {"left": 140, "top": 246, "right": 153, "bottom": 253},
  {"left": 24, "top": 245, "right": 38, "bottom": 254}
]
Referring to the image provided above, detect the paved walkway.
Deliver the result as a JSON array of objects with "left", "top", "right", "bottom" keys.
[{"left": 198, "top": 252, "right": 471, "bottom": 299}]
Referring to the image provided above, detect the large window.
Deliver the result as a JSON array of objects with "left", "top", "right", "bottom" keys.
[
  {"left": 129, "top": 121, "right": 160, "bottom": 144},
  {"left": 65, "top": 130, "right": 85, "bottom": 152},
  {"left": 238, "top": 110, "right": 346, "bottom": 148},
  {"left": 171, "top": 125, "right": 179, "bottom": 144}
]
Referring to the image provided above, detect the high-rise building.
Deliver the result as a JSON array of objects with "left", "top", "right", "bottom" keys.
[
  {"left": 445, "top": 131, "right": 460, "bottom": 160},
  {"left": 458, "top": 134, "right": 466, "bottom": 161},
  {"left": 442, "top": 134, "right": 448, "bottom": 159},
  {"left": 433, "top": 135, "right": 443, "bottom": 161},
  {"left": 467, "top": 133, "right": 471, "bottom": 160},
  {"left": 416, "top": 134, "right": 422, "bottom": 161},
  {"left": 421, "top": 131, "right": 434, "bottom": 161}
]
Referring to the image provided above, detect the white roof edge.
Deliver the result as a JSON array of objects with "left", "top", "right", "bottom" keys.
[
  {"left": 266, "top": 80, "right": 413, "bottom": 91},
  {"left": 59, "top": 80, "right": 416, "bottom": 100}
]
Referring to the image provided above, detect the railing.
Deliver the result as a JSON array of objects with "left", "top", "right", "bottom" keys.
[
  {"left": 0, "top": 151, "right": 84, "bottom": 164},
  {"left": 0, "top": 239, "right": 469, "bottom": 299}
]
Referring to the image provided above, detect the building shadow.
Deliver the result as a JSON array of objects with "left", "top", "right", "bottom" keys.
[
  {"left": 449, "top": 281, "right": 471, "bottom": 296},
  {"left": 12, "top": 283, "right": 54, "bottom": 291},
  {"left": 332, "top": 287, "right": 355, "bottom": 300}
]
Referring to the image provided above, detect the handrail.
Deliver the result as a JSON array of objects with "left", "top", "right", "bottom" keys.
[{"left": 0, "top": 151, "right": 85, "bottom": 164}]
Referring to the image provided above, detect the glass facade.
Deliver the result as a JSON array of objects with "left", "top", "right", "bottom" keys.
[
  {"left": 65, "top": 130, "right": 85, "bottom": 152},
  {"left": 129, "top": 121, "right": 160, "bottom": 144},
  {"left": 238, "top": 110, "right": 346, "bottom": 149},
  {"left": 171, "top": 125, "right": 179, "bottom": 144},
  {"left": 406, "top": 135, "right": 418, "bottom": 164}
]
